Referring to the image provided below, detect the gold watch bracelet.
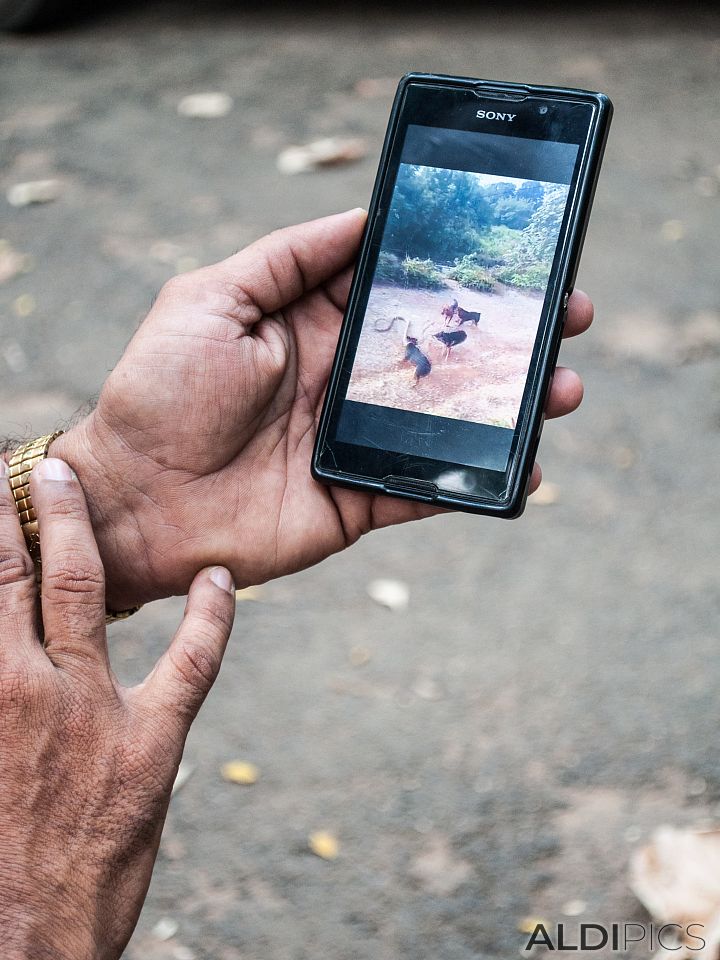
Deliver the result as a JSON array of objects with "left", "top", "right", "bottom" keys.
[{"left": 8, "top": 432, "right": 141, "bottom": 624}]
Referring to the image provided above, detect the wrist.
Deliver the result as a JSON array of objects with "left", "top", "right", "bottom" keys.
[{"left": 50, "top": 418, "right": 161, "bottom": 609}]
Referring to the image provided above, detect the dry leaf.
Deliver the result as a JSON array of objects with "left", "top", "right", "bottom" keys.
[
  {"left": 354, "top": 77, "right": 397, "bottom": 99},
  {"left": 349, "top": 645, "right": 371, "bottom": 667},
  {"left": 0, "top": 240, "right": 30, "bottom": 285},
  {"left": 630, "top": 826, "right": 720, "bottom": 958},
  {"left": 235, "top": 585, "right": 262, "bottom": 602},
  {"left": 13, "top": 293, "right": 36, "bottom": 317},
  {"left": 660, "top": 219, "right": 686, "bottom": 242},
  {"left": 409, "top": 834, "right": 471, "bottom": 895},
  {"left": 366, "top": 578, "right": 410, "bottom": 611},
  {"left": 221, "top": 760, "right": 260, "bottom": 785},
  {"left": 6, "top": 179, "right": 62, "bottom": 207},
  {"left": 177, "top": 92, "right": 233, "bottom": 119},
  {"left": 308, "top": 830, "right": 339, "bottom": 860},
  {"left": 152, "top": 918, "right": 179, "bottom": 941},
  {"left": 276, "top": 137, "right": 367, "bottom": 175},
  {"left": 530, "top": 481, "right": 560, "bottom": 506},
  {"left": 171, "top": 761, "right": 194, "bottom": 796}
]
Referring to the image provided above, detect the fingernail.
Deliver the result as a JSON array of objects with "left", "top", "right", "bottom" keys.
[
  {"left": 33, "top": 458, "right": 76, "bottom": 482},
  {"left": 209, "top": 566, "right": 234, "bottom": 594},
  {"left": 0, "top": 459, "right": 8, "bottom": 479}
]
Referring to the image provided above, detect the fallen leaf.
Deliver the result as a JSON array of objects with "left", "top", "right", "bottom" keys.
[
  {"left": 366, "top": 578, "right": 409, "bottom": 611},
  {"left": 171, "top": 760, "right": 194, "bottom": 796},
  {"left": 221, "top": 760, "right": 260, "bottom": 785},
  {"left": 354, "top": 77, "right": 397, "bottom": 98},
  {"left": 695, "top": 176, "right": 719, "bottom": 198},
  {"left": 235, "top": 585, "right": 262, "bottom": 602},
  {"left": 177, "top": 92, "right": 233, "bottom": 119},
  {"left": 630, "top": 826, "right": 720, "bottom": 958},
  {"left": 530, "top": 481, "right": 560, "bottom": 506},
  {"left": 518, "top": 916, "right": 549, "bottom": 935},
  {"left": 276, "top": 137, "right": 367, "bottom": 175},
  {"left": 308, "top": 830, "right": 339, "bottom": 860},
  {"left": 13, "top": 293, "right": 36, "bottom": 318},
  {"left": 349, "top": 645, "right": 371, "bottom": 667},
  {"left": 152, "top": 918, "right": 179, "bottom": 942},
  {"left": 409, "top": 833, "right": 472, "bottom": 895},
  {"left": 6, "top": 179, "right": 62, "bottom": 207},
  {"left": 660, "top": 219, "right": 685, "bottom": 242},
  {"left": 0, "top": 240, "right": 31, "bottom": 285}
]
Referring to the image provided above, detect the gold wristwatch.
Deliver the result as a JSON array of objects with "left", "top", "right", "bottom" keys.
[{"left": 8, "top": 432, "right": 141, "bottom": 624}]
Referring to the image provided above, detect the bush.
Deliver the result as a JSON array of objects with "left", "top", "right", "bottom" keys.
[
  {"left": 375, "top": 251, "right": 405, "bottom": 283},
  {"left": 449, "top": 257, "right": 495, "bottom": 292},
  {"left": 494, "top": 262, "right": 551, "bottom": 292},
  {"left": 375, "top": 253, "right": 446, "bottom": 289}
]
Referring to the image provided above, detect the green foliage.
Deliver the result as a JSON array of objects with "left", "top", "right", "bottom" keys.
[
  {"left": 374, "top": 251, "right": 447, "bottom": 289},
  {"left": 449, "top": 256, "right": 495, "bottom": 292},
  {"left": 374, "top": 251, "right": 405, "bottom": 283},
  {"left": 377, "top": 166, "right": 568, "bottom": 295},
  {"left": 494, "top": 263, "right": 552, "bottom": 291},
  {"left": 401, "top": 257, "right": 447, "bottom": 289}
]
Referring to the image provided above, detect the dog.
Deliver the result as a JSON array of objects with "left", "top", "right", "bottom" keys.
[
  {"left": 404, "top": 336, "right": 432, "bottom": 384},
  {"left": 432, "top": 329, "right": 467, "bottom": 361},
  {"left": 456, "top": 306, "right": 481, "bottom": 327},
  {"left": 441, "top": 298, "right": 459, "bottom": 324}
]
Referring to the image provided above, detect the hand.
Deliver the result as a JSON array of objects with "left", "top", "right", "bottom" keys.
[
  {"left": 0, "top": 458, "right": 235, "bottom": 960},
  {"left": 55, "top": 209, "right": 592, "bottom": 608}
]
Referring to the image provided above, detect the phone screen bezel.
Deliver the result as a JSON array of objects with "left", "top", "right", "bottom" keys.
[{"left": 314, "top": 77, "right": 604, "bottom": 509}]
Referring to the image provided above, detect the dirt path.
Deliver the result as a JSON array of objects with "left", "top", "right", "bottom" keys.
[{"left": 347, "top": 280, "right": 544, "bottom": 427}]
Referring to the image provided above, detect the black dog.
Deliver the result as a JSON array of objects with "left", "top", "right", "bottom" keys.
[
  {"left": 404, "top": 337, "right": 432, "bottom": 384},
  {"left": 457, "top": 307, "right": 481, "bottom": 326},
  {"left": 433, "top": 329, "right": 467, "bottom": 360}
]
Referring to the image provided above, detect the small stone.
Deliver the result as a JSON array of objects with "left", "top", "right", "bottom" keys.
[
  {"left": 152, "top": 917, "right": 179, "bottom": 941},
  {"left": 177, "top": 92, "right": 233, "bottom": 119},
  {"left": 308, "top": 830, "right": 339, "bottom": 860},
  {"left": 6, "top": 178, "right": 63, "bottom": 207},
  {"left": 221, "top": 760, "right": 260, "bottom": 785}
]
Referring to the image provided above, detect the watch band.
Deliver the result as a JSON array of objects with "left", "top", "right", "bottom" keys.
[{"left": 8, "top": 433, "right": 142, "bottom": 625}]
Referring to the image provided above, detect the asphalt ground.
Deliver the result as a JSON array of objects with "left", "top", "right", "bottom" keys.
[{"left": 1, "top": 4, "right": 719, "bottom": 958}]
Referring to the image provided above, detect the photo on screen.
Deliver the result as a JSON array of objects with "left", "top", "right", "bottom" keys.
[{"left": 345, "top": 164, "right": 571, "bottom": 430}]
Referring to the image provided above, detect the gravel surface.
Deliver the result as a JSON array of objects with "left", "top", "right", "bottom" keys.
[{"left": 1, "top": 4, "right": 719, "bottom": 958}]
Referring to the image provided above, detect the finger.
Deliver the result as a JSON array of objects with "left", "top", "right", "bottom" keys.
[
  {"left": 212, "top": 208, "right": 366, "bottom": 321},
  {"left": 528, "top": 461, "right": 543, "bottom": 495},
  {"left": 138, "top": 567, "right": 235, "bottom": 735},
  {"left": 563, "top": 289, "right": 594, "bottom": 339},
  {"left": 0, "top": 460, "right": 40, "bottom": 653},
  {"left": 545, "top": 367, "right": 584, "bottom": 419},
  {"left": 30, "top": 459, "right": 108, "bottom": 669}
]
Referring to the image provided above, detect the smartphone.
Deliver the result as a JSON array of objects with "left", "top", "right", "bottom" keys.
[{"left": 313, "top": 73, "right": 612, "bottom": 518}]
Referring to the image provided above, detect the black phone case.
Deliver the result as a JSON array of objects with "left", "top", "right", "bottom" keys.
[{"left": 312, "top": 72, "right": 613, "bottom": 518}]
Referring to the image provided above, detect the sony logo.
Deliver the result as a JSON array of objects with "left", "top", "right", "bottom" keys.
[{"left": 476, "top": 110, "right": 517, "bottom": 122}]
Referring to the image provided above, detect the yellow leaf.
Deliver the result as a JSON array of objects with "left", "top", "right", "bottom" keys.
[
  {"left": 221, "top": 760, "right": 259, "bottom": 785},
  {"left": 309, "top": 830, "right": 339, "bottom": 860}
]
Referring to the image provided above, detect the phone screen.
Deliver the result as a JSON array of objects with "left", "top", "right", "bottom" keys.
[{"left": 316, "top": 82, "right": 599, "bottom": 506}]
